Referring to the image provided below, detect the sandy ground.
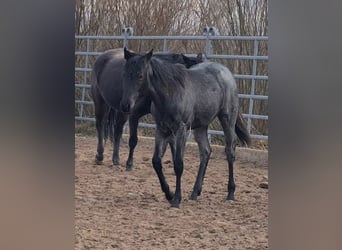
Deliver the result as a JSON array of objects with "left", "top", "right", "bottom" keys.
[{"left": 75, "top": 135, "right": 268, "bottom": 249}]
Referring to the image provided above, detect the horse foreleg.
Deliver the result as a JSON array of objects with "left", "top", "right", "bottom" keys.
[
  {"left": 126, "top": 101, "right": 150, "bottom": 170},
  {"left": 171, "top": 126, "right": 187, "bottom": 208},
  {"left": 126, "top": 98, "right": 151, "bottom": 170},
  {"left": 112, "top": 111, "right": 128, "bottom": 167},
  {"left": 190, "top": 126, "right": 211, "bottom": 200},
  {"left": 126, "top": 115, "right": 138, "bottom": 170},
  {"left": 152, "top": 130, "right": 174, "bottom": 202}
]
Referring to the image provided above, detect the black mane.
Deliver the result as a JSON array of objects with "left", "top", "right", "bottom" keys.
[
  {"left": 153, "top": 52, "right": 182, "bottom": 64},
  {"left": 149, "top": 57, "right": 187, "bottom": 94}
]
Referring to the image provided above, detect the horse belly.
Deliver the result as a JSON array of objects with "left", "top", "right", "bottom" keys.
[
  {"left": 190, "top": 105, "right": 218, "bottom": 128},
  {"left": 188, "top": 93, "right": 220, "bottom": 127}
]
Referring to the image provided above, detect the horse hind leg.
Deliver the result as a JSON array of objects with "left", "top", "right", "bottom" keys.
[
  {"left": 218, "top": 112, "right": 238, "bottom": 201},
  {"left": 94, "top": 102, "right": 109, "bottom": 165},
  {"left": 190, "top": 126, "right": 211, "bottom": 201},
  {"left": 126, "top": 100, "right": 150, "bottom": 170}
]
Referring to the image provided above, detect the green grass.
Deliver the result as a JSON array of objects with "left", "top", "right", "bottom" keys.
[{"left": 75, "top": 122, "right": 96, "bottom": 136}]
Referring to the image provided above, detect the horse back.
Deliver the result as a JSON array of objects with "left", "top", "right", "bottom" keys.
[
  {"left": 92, "top": 49, "right": 124, "bottom": 83},
  {"left": 183, "top": 62, "right": 238, "bottom": 127}
]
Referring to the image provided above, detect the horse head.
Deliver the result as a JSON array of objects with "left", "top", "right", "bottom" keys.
[{"left": 120, "top": 47, "right": 153, "bottom": 113}]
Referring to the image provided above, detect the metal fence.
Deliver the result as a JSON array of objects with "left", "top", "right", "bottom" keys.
[{"left": 75, "top": 34, "right": 268, "bottom": 141}]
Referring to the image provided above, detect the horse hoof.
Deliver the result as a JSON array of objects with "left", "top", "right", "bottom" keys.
[
  {"left": 166, "top": 192, "right": 175, "bottom": 202},
  {"left": 95, "top": 158, "right": 103, "bottom": 165},
  {"left": 126, "top": 160, "right": 133, "bottom": 171},
  {"left": 226, "top": 195, "right": 235, "bottom": 202},
  {"left": 95, "top": 154, "right": 104, "bottom": 164},
  {"left": 189, "top": 194, "right": 198, "bottom": 201},
  {"left": 226, "top": 194, "right": 235, "bottom": 201},
  {"left": 125, "top": 163, "right": 133, "bottom": 171},
  {"left": 170, "top": 203, "right": 180, "bottom": 209},
  {"left": 113, "top": 161, "right": 120, "bottom": 166}
]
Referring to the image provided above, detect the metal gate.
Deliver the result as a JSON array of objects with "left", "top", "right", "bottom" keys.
[{"left": 75, "top": 33, "right": 268, "bottom": 141}]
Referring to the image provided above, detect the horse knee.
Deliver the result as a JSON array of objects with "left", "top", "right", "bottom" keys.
[
  {"left": 173, "top": 159, "right": 184, "bottom": 176},
  {"left": 95, "top": 120, "right": 103, "bottom": 131},
  {"left": 205, "top": 147, "right": 212, "bottom": 158},
  {"left": 225, "top": 147, "right": 235, "bottom": 163},
  {"left": 114, "top": 124, "right": 124, "bottom": 136},
  {"left": 152, "top": 156, "right": 162, "bottom": 169},
  {"left": 129, "top": 134, "right": 138, "bottom": 148}
]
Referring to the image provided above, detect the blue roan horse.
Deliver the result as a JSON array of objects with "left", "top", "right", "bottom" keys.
[
  {"left": 91, "top": 48, "right": 203, "bottom": 170},
  {"left": 120, "top": 48, "right": 251, "bottom": 208}
]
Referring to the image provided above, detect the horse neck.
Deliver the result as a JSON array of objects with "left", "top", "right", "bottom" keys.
[
  {"left": 147, "top": 76, "right": 170, "bottom": 111},
  {"left": 148, "top": 79, "right": 184, "bottom": 129},
  {"left": 147, "top": 60, "right": 185, "bottom": 115}
]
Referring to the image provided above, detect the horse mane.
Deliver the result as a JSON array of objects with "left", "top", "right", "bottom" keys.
[
  {"left": 148, "top": 57, "right": 187, "bottom": 94},
  {"left": 154, "top": 52, "right": 179, "bottom": 59}
]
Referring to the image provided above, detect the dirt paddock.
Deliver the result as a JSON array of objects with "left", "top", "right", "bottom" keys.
[{"left": 75, "top": 135, "right": 268, "bottom": 249}]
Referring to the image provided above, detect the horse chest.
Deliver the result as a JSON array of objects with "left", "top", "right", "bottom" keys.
[
  {"left": 153, "top": 108, "right": 184, "bottom": 135},
  {"left": 157, "top": 119, "right": 182, "bottom": 136}
]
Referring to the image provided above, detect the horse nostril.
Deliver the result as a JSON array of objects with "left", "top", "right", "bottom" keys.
[{"left": 120, "top": 103, "right": 130, "bottom": 113}]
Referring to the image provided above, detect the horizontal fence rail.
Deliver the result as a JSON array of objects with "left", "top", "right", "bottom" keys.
[{"left": 75, "top": 34, "right": 268, "bottom": 142}]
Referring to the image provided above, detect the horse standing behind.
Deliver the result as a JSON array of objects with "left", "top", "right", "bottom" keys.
[
  {"left": 91, "top": 48, "right": 203, "bottom": 170},
  {"left": 120, "top": 48, "right": 251, "bottom": 208}
]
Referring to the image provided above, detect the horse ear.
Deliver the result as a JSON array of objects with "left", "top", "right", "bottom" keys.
[
  {"left": 181, "top": 54, "right": 190, "bottom": 63},
  {"left": 145, "top": 49, "right": 153, "bottom": 61},
  {"left": 197, "top": 53, "right": 203, "bottom": 61},
  {"left": 124, "top": 47, "right": 135, "bottom": 60}
]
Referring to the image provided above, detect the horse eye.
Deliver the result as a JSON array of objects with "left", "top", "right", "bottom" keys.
[{"left": 138, "top": 73, "right": 143, "bottom": 81}]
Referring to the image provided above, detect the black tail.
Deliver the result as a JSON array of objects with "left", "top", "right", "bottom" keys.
[
  {"left": 104, "top": 108, "right": 115, "bottom": 143},
  {"left": 235, "top": 112, "right": 251, "bottom": 147}
]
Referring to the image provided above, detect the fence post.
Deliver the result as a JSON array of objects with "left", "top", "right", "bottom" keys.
[
  {"left": 163, "top": 38, "right": 168, "bottom": 52},
  {"left": 203, "top": 26, "right": 219, "bottom": 56},
  {"left": 123, "top": 30, "right": 128, "bottom": 48},
  {"left": 247, "top": 39, "right": 259, "bottom": 133},
  {"left": 122, "top": 27, "right": 133, "bottom": 48},
  {"left": 205, "top": 34, "right": 211, "bottom": 55},
  {"left": 80, "top": 38, "right": 91, "bottom": 120}
]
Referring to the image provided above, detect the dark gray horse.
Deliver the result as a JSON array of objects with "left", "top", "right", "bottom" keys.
[
  {"left": 120, "top": 48, "right": 251, "bottom": 208},
  {"left": 91, "top": 48, "right": 203, "bottom": 170}
]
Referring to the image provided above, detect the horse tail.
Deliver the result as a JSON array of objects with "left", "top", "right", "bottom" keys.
[
  {"left": 92, "top": 51, "right": 117, "bottom": 144},
  {"left": 235, "top": 112, "right": 251, "bottom": 147},
  {"left": 104, "top": 108, "right": 115, "bottom": 143}
]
